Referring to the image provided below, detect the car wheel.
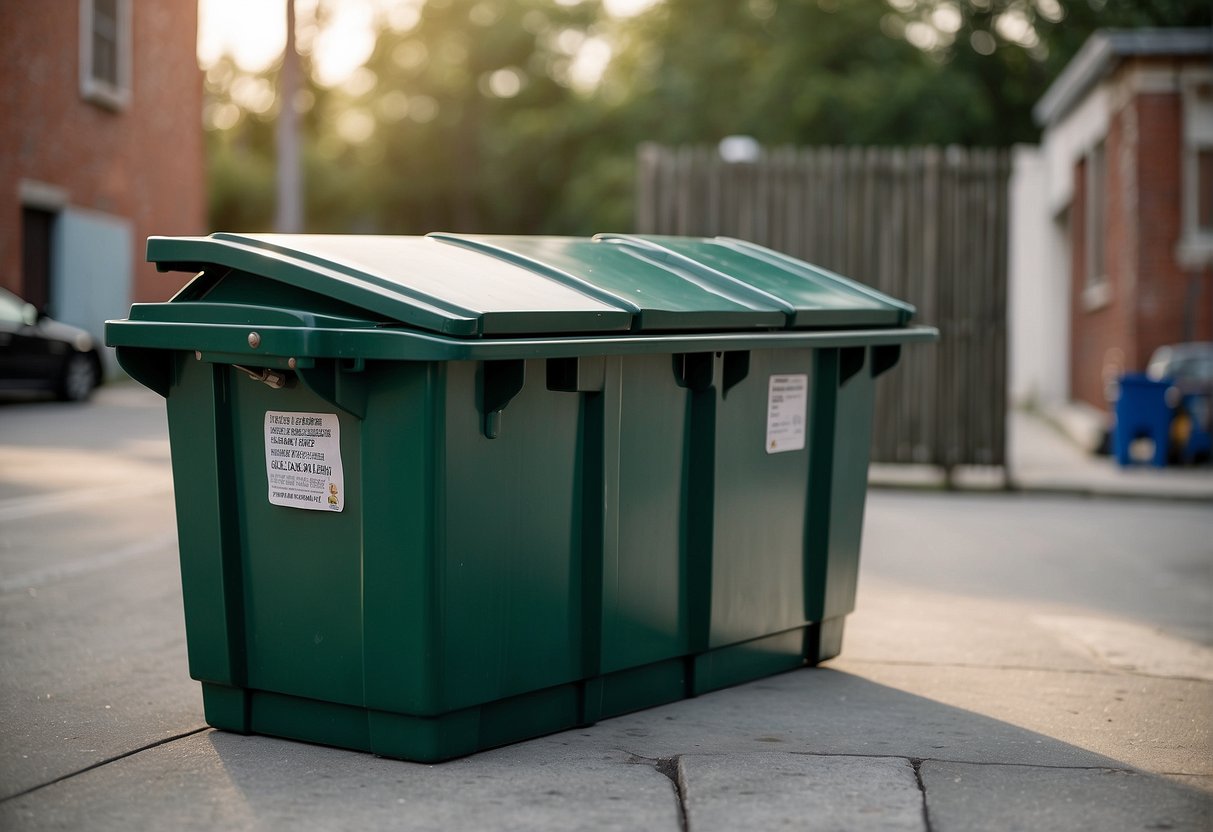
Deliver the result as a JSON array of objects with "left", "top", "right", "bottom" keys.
[{"left": 58, "top": 352, "right": 98, "bottom": 402}]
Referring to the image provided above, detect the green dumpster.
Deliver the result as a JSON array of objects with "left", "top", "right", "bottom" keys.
[{"left": 106, "top": 232, "right": 936, "bottom": 762}]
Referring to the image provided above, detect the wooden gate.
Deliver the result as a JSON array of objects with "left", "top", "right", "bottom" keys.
[{"left": 636, "top": 143, "right": 1010, "bottom": 469}]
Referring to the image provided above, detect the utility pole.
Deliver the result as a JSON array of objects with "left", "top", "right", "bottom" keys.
[{"left": 275, "top": 0, "right": 303, "bottom": 232}]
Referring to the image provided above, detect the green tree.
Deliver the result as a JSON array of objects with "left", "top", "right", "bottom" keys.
[
  {"left": 202, "top": 0, "right": 1211, "bottom": 235},
  {"left": 594, "top": 0, "right": 1211, "bottom": 148},
  {"left": 325, "top": 0, "right": 607, "bottom": 233}
]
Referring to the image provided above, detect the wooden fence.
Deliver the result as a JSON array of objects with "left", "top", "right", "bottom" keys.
[{"left": 635, "top": 143, "right": 1010, "bottom": 470}]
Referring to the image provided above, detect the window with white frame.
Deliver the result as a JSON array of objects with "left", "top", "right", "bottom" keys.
[
  {"left": 1179, "top": 74, "right": 1213, "bottom": 268},
  {"left": 80, "top": 0, "right": 131, "bottom": 110},
  {"left": 1198, "top": 148, "right": 1213, "bottom": 234},
  {"left": 1082, "top": 140, "right": 1109, "bottom": 310}
]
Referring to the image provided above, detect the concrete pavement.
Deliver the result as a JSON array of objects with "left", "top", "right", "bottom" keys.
[{"left": 0, "top": 383, "right": 1210, "bottom": 830}]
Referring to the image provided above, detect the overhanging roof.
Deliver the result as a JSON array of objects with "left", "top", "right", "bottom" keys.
[{"left": 1033, "top": 28, "right": 1213, "bottom": 127}]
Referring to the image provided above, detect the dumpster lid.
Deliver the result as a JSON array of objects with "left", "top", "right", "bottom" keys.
[
  {"left": 440, "top": 234, "right": 915, "bottom": 330},
  {"left": 148, "top": 232, "right": 915, "bottom": 338}
]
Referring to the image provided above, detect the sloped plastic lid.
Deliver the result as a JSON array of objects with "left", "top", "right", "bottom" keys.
[{"left": 148, "top": 232, "right": 914, "bottom": 338}]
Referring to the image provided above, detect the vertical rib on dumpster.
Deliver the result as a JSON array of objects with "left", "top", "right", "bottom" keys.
[
  {"left": 546, "top": 353, "right": 613, "bottom": 725},
  {"left": 693, "top": 348, "right": 813, "bottom": 694},
  {"left": 804, "top": 347, "right": 878, "bottom": 664},
  {"left": 167, "top": 359, "right": 250, "bottom": 731},
  {"left": 575, "top": 360, "right": 610, "bottom": 725},
  {"left": 362, "top": 362, "right": 441, "bottom": 714}
]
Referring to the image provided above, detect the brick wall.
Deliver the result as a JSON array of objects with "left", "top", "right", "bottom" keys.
[
  {"left": 1069, "top": 62, "right": 1213, "bottom": 411},
  {"left": 0, "top": 1, "right": 205, "bottom": 304},
  {"left": 1134, "top": 91, "right": 1213, "bottom": 362},
  {"left": 1069, "top": 106, "right": 1137, "bottom": 411}
]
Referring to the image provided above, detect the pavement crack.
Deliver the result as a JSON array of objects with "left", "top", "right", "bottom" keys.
[
  {"left": 911, "top": 758, "right": 933, "bottom": 832},
  {"left": 626, "top": 751, "right": 688, "bottom": 832},
  {"left": 0, "top": 726, "right": 210, "bottom": 804},
  {"left": 654, "top": 756, "right": 689, "bottom": 832}
]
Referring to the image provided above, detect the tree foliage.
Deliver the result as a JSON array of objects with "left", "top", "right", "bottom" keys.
[{"left": 204, "top": 0, "right": 1210, "bottom": 235}]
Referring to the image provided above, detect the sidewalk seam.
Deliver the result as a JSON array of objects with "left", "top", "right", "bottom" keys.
[
  {"left": 869, "top": 480, "right": 1213, "bottom": 504},
  {"left": 911, "top": 758, "right": 933, "bottom": 832},
  {"left": 666, "top": 749, "right": 1189, "bottom": 776},
  {"left": 836, "top": 657, "right": 1213, "bottom": 684},
  {"left": 790, "top": 752, "right": 1141, "bottom": 773},
  {"left": 0, "top": 726, "right": 210, "bottom": 805}
]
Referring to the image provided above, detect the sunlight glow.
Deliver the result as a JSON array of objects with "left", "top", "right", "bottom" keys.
[
  {"left": 198, "top": 0, "right": 286, "bottom": 73},
  {"left": 569, "top": 36, "right": 612, "bottom": 92},
  {"left": 995, "top": 6, "right": 1039, "bottom": 48},
  {"left": 602, "top": 0, "right": 661, "bottom": 17},
  {"left": 199, "top": 0, "right": 649, "bottom": 93},
  {"left": 931, "top": 3, "right": 961, "bottom": 35},
  {"left": 487, "top": 67, "right": 525, "bottom": 98},
  {"left": 311, "top": 2, "right": 378, "bottom": 86},
  {"left": 198, "top": 0, "right": 380, "bottom": 86},
  {"left": 336, "top": 107, "right": 376, "bottom": 144}
]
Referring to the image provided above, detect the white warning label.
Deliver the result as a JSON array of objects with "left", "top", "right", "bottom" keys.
[
  {"left": 766, "top": 374, "right": 808, "bottom": 454},
  {"left": 264, "top": 411, "right": 344, "bottom": 512}
]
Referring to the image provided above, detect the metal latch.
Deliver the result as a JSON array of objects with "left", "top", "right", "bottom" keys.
[{"left": 232, "top": 364, "right": 289, "bottom": 389}]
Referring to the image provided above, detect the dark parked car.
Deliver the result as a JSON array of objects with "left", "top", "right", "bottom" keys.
[
  {"left": 1147, "top": 341, "right": 1213, "bottom": 463},
  {"left": 1146, "top": 342, "right": 1213, "bottom": 395},
  {"left": 0, "top": 288, "right": 102, "bottom": 401}
]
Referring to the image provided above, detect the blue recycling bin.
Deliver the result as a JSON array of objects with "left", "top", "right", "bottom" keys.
[{"left": 1113, "top": 373, "right": 1171, "bottom": 467}]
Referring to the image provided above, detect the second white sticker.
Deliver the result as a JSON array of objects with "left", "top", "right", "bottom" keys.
[{"left": 766, "top": 374, "right": 808, "bottom": 454}]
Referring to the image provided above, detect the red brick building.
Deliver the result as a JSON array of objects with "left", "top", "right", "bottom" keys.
[
  {"left": 0, "top": 0, "right": 205, "bottom": 372},
  {"left": 1010, "top": 29, "right": 1213, "bottom": 418}
]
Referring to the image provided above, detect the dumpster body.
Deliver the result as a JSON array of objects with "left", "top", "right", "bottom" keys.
[{"left": 107, "top": 233, "right": 936, "bottom": 761}]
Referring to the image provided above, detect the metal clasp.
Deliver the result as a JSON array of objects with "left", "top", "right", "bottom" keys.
[{"left": 231, "top": 364, "right": 289, "bottom": 389}]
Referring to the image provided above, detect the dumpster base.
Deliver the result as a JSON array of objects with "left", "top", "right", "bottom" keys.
[
  {"left": 198, "top": 622, "right": 843, "bottom": 762},
  {"left": 806, "top": 617, "right": 846, "bottom": 666}
]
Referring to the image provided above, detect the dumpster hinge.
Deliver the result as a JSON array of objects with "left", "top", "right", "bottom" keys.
[
  {"left": 721, "top": 351, "right": 751, "bottom": 398},
  {"left": 479, "top": 359, "right": 526, "bottom": 439},
  {"left": 114, "top": 346, "right": 174, "bottom": 397},
  {"left": 296, "top": 358, "right": 368, "bottom": 419},
  {"left": 871, "top": 344, "right": 901, "bottom": 378},
  {"left": 673, "top": 353, "right": 714, "bottom": 391}
]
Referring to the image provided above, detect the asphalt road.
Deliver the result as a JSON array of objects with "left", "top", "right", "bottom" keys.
[{"left": 1, "top": 382, "right": 1210, "bottom": 830}]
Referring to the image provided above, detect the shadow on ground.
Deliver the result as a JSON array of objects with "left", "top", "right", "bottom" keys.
[{"left": 2, "top": 668, "right": 1208, "bottom": 831}]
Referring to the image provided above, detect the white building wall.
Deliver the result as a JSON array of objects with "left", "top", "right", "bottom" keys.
[
  {"left": 1009, "top": 79, "right": 1114, "bottom": 410},
  {"left": 1008, "top": 144, "right": 1070, "bottom": 407},
  {"left": 1042, "top": 84, "right": 1110, "bottom": 216}
]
